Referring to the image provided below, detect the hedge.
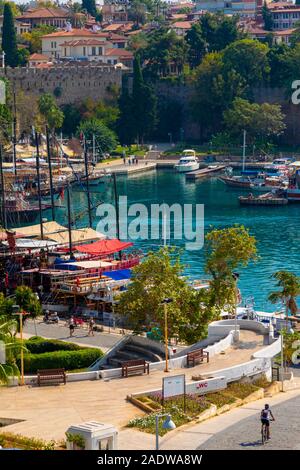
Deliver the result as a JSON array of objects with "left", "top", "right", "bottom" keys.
[
  {"left": 24, "top": 338, "right": 82, "bottom": 354},
  {"left": 18, "top": 348, "right": 103, "bottom": 373}
]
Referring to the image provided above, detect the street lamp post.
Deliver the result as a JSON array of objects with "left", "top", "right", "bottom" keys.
[
  {"left": 155, "top": 414, "right": 176, "bottom": 450},
  {"left": 161, "top": 298, "right": 173, "bottom": 372},
  {"left": 232, "top": 272, "right": 240, "bottom": 343},
  {"left": 12, "top": 305, "right": 29, "bottom": 386}
]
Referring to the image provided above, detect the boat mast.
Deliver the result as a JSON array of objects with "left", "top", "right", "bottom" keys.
[
  {"left": 66, "top": 183, "right": 72, "bottom": 255},
  {"left": 46, "top": 126, "right": 55, "bottom": 221},
  {"left": 242, "top": 129, "right": 247, "bottom": 172},
  {"left": 12, "top": 87, "right": 17, "bottom": 176},
  {"left": 33, "top": 128, "right": 44, "bottom": 240},
  {"left": 112, "top": 172, "right": 120, "bottom": 240},
  {"left": 83, "top": 136, "right": 92, "bottom": 228},
  {"left": 0, "top": 145, "right": 7, "bottom": 229}
]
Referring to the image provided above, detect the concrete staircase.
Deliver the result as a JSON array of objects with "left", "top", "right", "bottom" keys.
[
  {"left": 145, "top": 150, "right": 161, "bottom": 160},
  {"left": 93, "top": 335, "right": 166, "bottom": 370}
]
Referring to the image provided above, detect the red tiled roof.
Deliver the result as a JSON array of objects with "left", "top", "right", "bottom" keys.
[
  {"left": 60, "top": 39, "right": 109, "bottom": 47},
  {"left": 29, "top": 53, "right": 49, "bottom": 61},
  {"left": 105, "top": 48, "right": 133, "bottom": 58},
  {"left": 42, "top": 28, "right": 107, "bottom": 38},
  {"left": 18, "top": 7, "right": 69, "bottom": 19},
  {"left": 171, "top": 21, "right": 193, "bottom": 29}
]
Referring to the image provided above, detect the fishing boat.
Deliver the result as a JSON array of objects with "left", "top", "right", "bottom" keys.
[
  {"left": 5, "top": 193, "right": 51, "bottom": 225},
  {"left": 174, "top": 150, "right": 199, "bottom": 173},
  {"left": 238, "top": 191, "right": 288, "bottom": 206}
]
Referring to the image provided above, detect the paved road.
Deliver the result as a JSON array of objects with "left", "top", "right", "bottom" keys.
[
  {"left": 198, "top": 394, "right": 300, "bottom": 450},
  {"left": 24, "top": 320, "right": 121, "bottom": 351}
]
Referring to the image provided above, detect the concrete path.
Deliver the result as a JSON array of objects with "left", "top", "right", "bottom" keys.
[
  {"left": 0, "top": 330, "right": 267, "bottom": 443},
  {"left": 24, "top": 320, "right": 122, "bottom": 352}
]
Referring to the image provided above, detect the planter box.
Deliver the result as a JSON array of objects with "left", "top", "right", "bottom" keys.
[
  {"left": 242, "top": 388, "right": 264, "bottom": 405},
  {"left": 216, "top": 399, "right": 242, "bottom": 416},
  {"left": 127, "top": 395, "right": 162, "bottom": 413},
  {"left": 197, "top": 404, "right": 217, "bottom": 423},
  {"left": 264, "top": 382, "right": 281, "bottom": 397}
]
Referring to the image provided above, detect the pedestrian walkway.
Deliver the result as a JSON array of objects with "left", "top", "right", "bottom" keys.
[
  {"left": 0, "top": 331, "right": 266, "bottom": 443},
  {"left": 118, "top": 382, "right": 300, "bottom": 450}
]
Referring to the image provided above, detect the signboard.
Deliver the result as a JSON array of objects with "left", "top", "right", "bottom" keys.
[
  {"left": 0, "top": 80, "right": 5, "bottom": 105},
  {"left": 163, "top": 374, "right": 185, "bottom": 399},
  {"left": 0, "top": 340, "right": 6, "bottom": 364},
  {"left": 187, "top": 376, "right": 227, "bottom": 395}
]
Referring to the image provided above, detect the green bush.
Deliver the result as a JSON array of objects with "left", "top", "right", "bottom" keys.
[
  {"left": 18, "top": 348, "right": 103, "bottom": 373},
  {"left": 25, "top": 338, "right": 81, "bottom": 354}
]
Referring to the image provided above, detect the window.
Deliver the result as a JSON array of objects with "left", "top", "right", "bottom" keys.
[
  {"left": 83, "top": 47, "right": 86, "bottom": 56},
  {"left": 98, "top": 47, "right": 102, "bottom": 55},
  {"left": 92, "top": 47, "right": 96, "bottom": 56},
  {"left": 64, "top": 48, "right": 67, "bottom": 56}
]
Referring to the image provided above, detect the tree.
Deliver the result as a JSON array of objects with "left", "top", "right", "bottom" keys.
[
  {"left": 38, "top": 93, "right": 64, "bottom": 130},
  {"left": 61, "top": 104, "right": 82, "bottom": 136},
  {"left": 0, "top": 1, "right": 20, "bottom": 17},
  {"left": 140, "top": 28, "right": 188, "bottom": 78},
  {"left": 185, "top": 23, "right": 207, "bottom": 68},
  {"left": 82, "top": 0, "right": 97, "bottom": 17},
  {"left": 77, "top": 118, "right": 118, "bottom": 154},
  {"left": 14, "top": 286, "right": 42, "bottom": 319},
  {"left": 268, "top": 271, "right": 300, "bottom": 321},
  {"left": 223, "top": 98, "right": 286, "bottom": 144},
  {"left": 1, "top": 3, "right": 19, "bottom": 67},
  {"left": 117, "top": 247, "right": 216, "bottom": 344},
  {"left": 117, "top": 87, "right": 136, "bottom": 145},
  {"left": 222, "top": 39, "right": 270, "bottom": 87},
  {"left": 200, "top": 12, "right": 243, "bottom": 52},
  {"left": 22, "top": 25, "right": 56, "bottom": 54},
  {"left": 128, "top": 0, "right": 148, "bottom": 27},
  {"left": 262, "top": 1, "right": 273, "bottom": 31},
  {"left": 132, "top": 56, "right": 157, "bottom": 143},
  {"left": 0, "top": 316, "right": 20, "bottom": 384},
  {"left": 192, "top": 52, "right": 246, "bottom": 136},
  {"left": 205, "top": 225, "right": 257, "bottom": 315}
]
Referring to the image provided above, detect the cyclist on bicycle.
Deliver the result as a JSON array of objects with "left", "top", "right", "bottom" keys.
[{"left": 261, "top": 404, "right": 275, "bottom": 440}]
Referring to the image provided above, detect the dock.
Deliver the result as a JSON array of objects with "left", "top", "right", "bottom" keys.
[
  {"left": 239, "top": 194, "right": 288, "bottom": 206},
  {"left": 110, "top": 161, "right": 157, "bottom": 175},
  {"left": 185, "top": 165, "right": 227, "bottom": 181}
]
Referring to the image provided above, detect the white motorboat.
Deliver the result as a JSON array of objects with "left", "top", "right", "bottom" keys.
[{"left": 174, "top": 150, "right": 199, "bottom": 173}]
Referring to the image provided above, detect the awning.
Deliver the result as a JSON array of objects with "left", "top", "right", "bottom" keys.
[
  {"left": 74, "top": 239, "right": 133, "bottom": 256},
  {"left": 47, "top": 227, "right": 105, "bottom": 244},
  {"left": 2, "top": 238, "right": 58, "bottom": 249},
  {"left": 102, "top": 269, "right": 132, "bottom": 281},
  {"left": 54, "top": 260, "right": 112, "bottom": 270}
]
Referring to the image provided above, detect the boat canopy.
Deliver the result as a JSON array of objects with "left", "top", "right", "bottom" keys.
[
  {"left": 102, "top": 269, "right": 132, "bottom": 281},
  {"left": 16, "top": 221, "right": 104, "bottom": 245},
  {"left": 2, "top": 238, "right": 58, "bottom": 249},
  {"left": 74, "top": 239, "right": 133, "bottom": 256},
  {"left": 48, "top": 228, "right": 105, "bottom": 245},
  {"left": 54, "top": 259, "right": 113, "bottom": 270}
]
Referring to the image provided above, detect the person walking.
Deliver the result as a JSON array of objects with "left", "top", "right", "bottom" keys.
[
  {"left": 88, "top": 317, "right": 95, "bottom": 336},
  {"left": 69, "top": 316, "right": 75, "bottom": 337}
]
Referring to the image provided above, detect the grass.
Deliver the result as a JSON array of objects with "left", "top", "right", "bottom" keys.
[
  {"left": 226, "top": 382, "right": 260, "bottom": 400},
  {"left": 128, "top": 394, "right": 210, "bottom": 436},
  {"left": 205, "top": 391, "right": 237, "bottom": 407},
  {"left": 0, "top": 432, "right": 56, "bottom": 450},
  {"left": 128, "top": 379, "right": 270, "bottom": 435}
]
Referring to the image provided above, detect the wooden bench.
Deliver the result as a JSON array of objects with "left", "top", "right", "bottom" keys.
[
  {"left": 186, "top": 348, "right": 209, "bottom": 368},
  {"left": 121, "top": 359, "right": 150, "bottom": 378},
  {"left": 37, "top": 368, "right": 66, "bottom": 386}
]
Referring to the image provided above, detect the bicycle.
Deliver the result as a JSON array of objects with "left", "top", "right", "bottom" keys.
[{"left": 261, "top": 419, "right": 274, "bottom": 445}]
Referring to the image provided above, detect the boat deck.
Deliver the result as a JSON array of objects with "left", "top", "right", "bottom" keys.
[{"left": 185, "top": 165, "right": 228, "bottom": 180}]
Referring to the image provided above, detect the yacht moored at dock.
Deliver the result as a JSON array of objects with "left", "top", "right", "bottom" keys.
[{"left": 174, "top": 150, "right": 199, "bottom": 173}]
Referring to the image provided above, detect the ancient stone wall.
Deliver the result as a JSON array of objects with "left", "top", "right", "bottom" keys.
[{"left": 0, "top": 65, "right": 123, "bottom": 105}]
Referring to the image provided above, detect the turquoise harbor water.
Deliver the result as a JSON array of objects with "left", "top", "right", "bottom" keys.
[{"left": 54, "top": 169, "right": 300, "bottom": 311}]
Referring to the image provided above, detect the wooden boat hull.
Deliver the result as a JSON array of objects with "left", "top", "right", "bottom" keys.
[{"left": 219, "top": 176, "right": 252, "bottom": 188}]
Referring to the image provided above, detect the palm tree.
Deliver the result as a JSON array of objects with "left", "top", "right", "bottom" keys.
[
  {"left": 268, "top": 270, "right": 300, "bottom": 328},
  {"left": 0, "top": 317, "right": 21, "bottom": 385}
]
